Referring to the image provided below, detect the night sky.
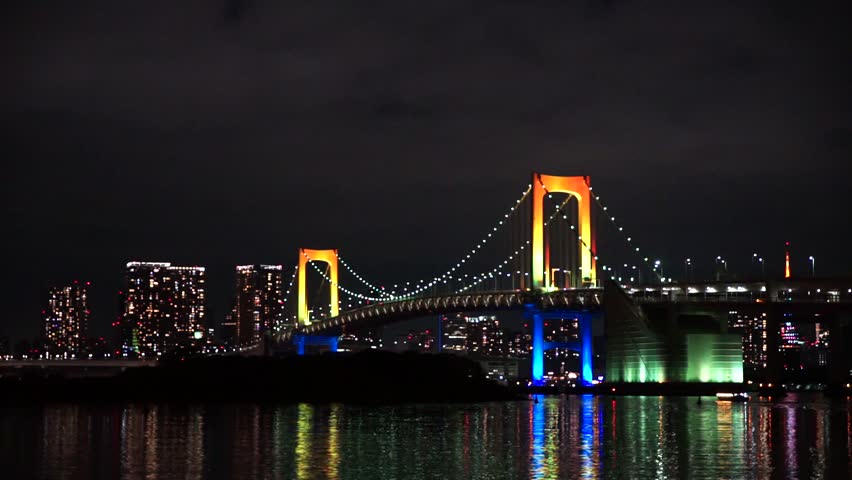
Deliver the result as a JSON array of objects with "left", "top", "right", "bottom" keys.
[{"left": 3, "top": 1, "right": 851, "bottom": 341}]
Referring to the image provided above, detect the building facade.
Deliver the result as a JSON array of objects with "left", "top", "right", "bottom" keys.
[
  {"left": 727, "top": 310, "right": 768, "bottom": 372},
  {"left": 119, "top": 262, "right": 206, "bottom": 356},
  {"left": 464, "top": 315, "right": 505, "bottom": 356},
  {"left": 43, "top": 281, "right": 89, "bottom": 358},
  {"left": 228, "top": 265, "right": 284, "bottom": 347}
]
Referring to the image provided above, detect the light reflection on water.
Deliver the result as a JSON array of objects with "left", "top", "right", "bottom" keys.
[{"left": 0, "top": 394, "right": 849, "bottom": 479}]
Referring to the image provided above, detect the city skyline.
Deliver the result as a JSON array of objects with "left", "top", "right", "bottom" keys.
[
  {"left": 3, "top": 1, "right": 852, "bottom": 344},
  {"left": 4, "top": 243, "right": 840, "bottom": 343},
  {"left": 3, "top": 3, "right": 851, "bottom": 478}
]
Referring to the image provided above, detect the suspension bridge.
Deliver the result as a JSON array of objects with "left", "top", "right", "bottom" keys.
[
  {"left": 270, "top": 172, "right": 852, "bottom": 387},
  {"left": 266, "top": 172, "right": 656, "bottom": 387}
]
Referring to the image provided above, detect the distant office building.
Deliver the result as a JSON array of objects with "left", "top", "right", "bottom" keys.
[
  {"left": 465, "top": 315, "right": 505, "bottom": 356},
  {"left": 119, "top": 262, "right": 206, "bottom": 356},
  {"left": 727, "top": 310, "right": 768, "bottom": 370},
  {"left": 441, "top": 314, "right": 468, "bottom": 352},
  {"left": 506, "top": 331, "right": 531, "bottom": 358},
  {"left": 780, "top": 321, "right": 803, "bottom": 349},
  {"left": 228, "top": 265, "right": 284, "bottom": 347},
  {"left": 441, "top": 314, "right": 519, "bottom": 357},
  {"left": 43, "top": 280, "right": 90, "bottom": 358}
]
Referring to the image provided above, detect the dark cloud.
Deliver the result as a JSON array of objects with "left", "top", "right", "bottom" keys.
[{"left": 2, "top": 0, "right": 851, "bottom": 340}]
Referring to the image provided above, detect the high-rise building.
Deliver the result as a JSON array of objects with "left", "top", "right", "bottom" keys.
[
  {"left": 119, "top": 262, "right": 206, "bottom": 357},
  {"left": 780, "top": 321, "right": 802, "bottom": 349},
  {"left": 43, "top": 280, "right": 89, "bottom": 358},
  {"left": 229, "top": 265, "right": 284, "bottom": 347},
  {"left": 727, "top": 310, "right": 768, "bottom": 371},
  {"left": 465, "top": 315, "right": 505, "bottom": 356},
  {"left": 506, "top": 331, "right": 531, "bottom": 358},
  {"left": 441, "top": 314, "right": 468, "bottom": 352}
]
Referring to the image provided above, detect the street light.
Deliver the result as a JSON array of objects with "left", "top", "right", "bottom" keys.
[
  {"left": 809, "top": 256, "right": 815, "bottom": 278},
  {"left": 758, "top": 257, "right": 765, "bottom": 278},
  {"left": 684, "top": 258, "right": 692, "bottom": 282}
]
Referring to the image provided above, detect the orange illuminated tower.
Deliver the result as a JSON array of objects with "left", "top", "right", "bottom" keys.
[
  {"left": 297, "top": 248, "right": 339, "bottom": 325},
  {"left": 784, "top": 241, "right": 791, "bottom": 279},
  {"left": 531, "top": 173, "right": 596, "bottom": 290}
]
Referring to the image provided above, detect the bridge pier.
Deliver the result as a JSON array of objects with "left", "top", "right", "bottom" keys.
[
  {"left": 527, "top": 305, "right": 597, "bottom": 387},
  {"left": 293, "top": 335, "right": 339, "bottom": 355},
  {"left": 531, "top": 312, "right": 545, "bottom": 384},
  {"left": 579, "top": 312, "right": 594, "bottom": 385}
]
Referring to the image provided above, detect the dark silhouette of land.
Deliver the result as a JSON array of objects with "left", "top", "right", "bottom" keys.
[{"left": 0, "top": 351, "right": 520, "bottom": 404}]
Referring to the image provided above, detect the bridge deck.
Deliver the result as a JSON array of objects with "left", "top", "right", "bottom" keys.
[{"left": 281, "top": 289, "right": 602, "bottom": 341}]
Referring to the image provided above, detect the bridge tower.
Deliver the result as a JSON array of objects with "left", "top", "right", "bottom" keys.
[
  {"left": 531, "top": 173, "right": 596, "bottom": 290},
  {"left": 297, "top": 248, "right": 339, "bottom": 326}
]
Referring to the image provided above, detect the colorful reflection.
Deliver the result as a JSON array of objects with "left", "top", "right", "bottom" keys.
[
  {"left": 295, "top": 403, "right": 313, "bottom": 480},
  {"left": 0, "top": 395, "right": 847, "bottom": 479}
]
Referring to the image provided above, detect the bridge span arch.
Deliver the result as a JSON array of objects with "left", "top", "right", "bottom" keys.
[
  {"left": 281, "top": 289, "right": 601, "bottom": 341},
  {"left": 280, "top": 288, "right": 603, "bottom": 386}
]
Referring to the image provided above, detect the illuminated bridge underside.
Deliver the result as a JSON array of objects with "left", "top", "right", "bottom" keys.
[{"left": 279, "top": 289, "right": 601, "bottom": 341}]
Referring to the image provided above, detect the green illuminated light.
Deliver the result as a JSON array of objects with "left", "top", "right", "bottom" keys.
[{"left": 686, "top": 334, "right": 743, "bottom": 383}]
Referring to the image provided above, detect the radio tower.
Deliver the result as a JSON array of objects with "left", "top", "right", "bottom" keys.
[{"left": 784, "top": 241, "right": 791, "bottom": 279}]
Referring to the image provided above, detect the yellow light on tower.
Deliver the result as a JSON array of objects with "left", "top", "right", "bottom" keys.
[
  {"left": 297, "top": 248, "right": 339, "bottom": 325},
  {"left": 784, "top": 241, "right": 791, "bottom": 279},
  {"left": 531, "top": 173, "right": 595, "bottom": 290}
]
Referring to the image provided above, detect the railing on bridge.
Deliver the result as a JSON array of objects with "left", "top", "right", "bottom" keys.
[
  {"left": 280, "top": 288, "right": 602, "bottom": 341},
  {"left": 627, "top": 281, "right": 852, "bottom": 304}
]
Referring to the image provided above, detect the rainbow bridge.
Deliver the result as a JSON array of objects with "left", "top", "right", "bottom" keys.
[
  {"left": 281, "top": 288, "right": 602, "bottom": 386},
  {"left": 268, "top": 171, "right": 851, "bottom": 387}
]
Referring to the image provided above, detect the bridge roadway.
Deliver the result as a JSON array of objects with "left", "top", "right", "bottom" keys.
[
  {"left": 283, "top": 277, "right": 852, "bottom": 341},
  {"left": 280, "top": 289, "right": 603, "bottom": 342}
]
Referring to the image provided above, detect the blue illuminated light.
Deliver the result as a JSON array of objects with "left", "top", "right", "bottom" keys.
[
  {"left": 532, "top": 314, "right": 545, "bottom": 385},
  {"left": 293, "top": 335, "right": 339, "bottom": 355},
  {"left": 580, "top": 313, "right": 593, "bottom": 386}
]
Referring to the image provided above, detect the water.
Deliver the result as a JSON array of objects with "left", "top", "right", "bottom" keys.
[{"left": 1, "top": 394, "right": 849, "bottom": 479}]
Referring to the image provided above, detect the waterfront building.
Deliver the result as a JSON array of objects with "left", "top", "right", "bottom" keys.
[
  {"left": 119, "top": 262, "right": 206, "bottom": 357},
  {"left": 727, "top": 310, "right": 768, "bottom": 371},
  {"left": 780, "top": 321, "right": 803, "bottom": 349},
  {"left": 441, "top": 314, "right": 468, "bottom": 352},
  {"left": 465, "top": 315, "right": 505, "bottom": 356},
  {"left": 43, "top": 280, "right": 89, "bottom": 358},
  {"left": 506, "top": 331, "right": 531, "bottom": 358},
  {"left": 228, "top": 265, "right": 284, "bottom": 347}
]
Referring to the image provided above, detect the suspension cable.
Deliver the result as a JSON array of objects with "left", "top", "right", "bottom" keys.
[{"left": 327, "top": 184, "right": 532, "bottom": 298}]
